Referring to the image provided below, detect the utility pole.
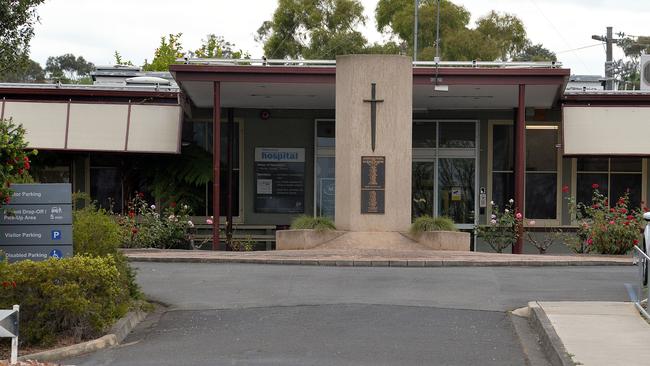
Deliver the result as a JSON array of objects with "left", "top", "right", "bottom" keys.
[
  {"left": 413, "top": 0, "right": 419, "bottom": 62},
  {"left": 592, "top": 26, "right": 619, "bottom": 90}
]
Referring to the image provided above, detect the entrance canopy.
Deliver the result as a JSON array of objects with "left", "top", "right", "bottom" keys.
[{"left": 171, "top": 60, "right": 569, "bottom": 111}]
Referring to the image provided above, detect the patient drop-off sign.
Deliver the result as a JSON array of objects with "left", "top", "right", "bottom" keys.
[{"left": 0, "top": 184, "right": 73, "bottom": 262}]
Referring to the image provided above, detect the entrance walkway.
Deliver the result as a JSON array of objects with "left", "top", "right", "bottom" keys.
[{"left": 123, "top": 248, "right": 631, "bottom": 267}]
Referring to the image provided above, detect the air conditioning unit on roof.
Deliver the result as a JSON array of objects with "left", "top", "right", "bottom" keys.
[{"left": 641, "top": 54, "right": 650, "bottom": 90}]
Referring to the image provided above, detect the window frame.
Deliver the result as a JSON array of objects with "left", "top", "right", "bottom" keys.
[
  {"left": 487, "top": 120, "right": 563, "bottom": 226},
  {"left": 571, "top": 157, "right": 647, "bottom": 220}
]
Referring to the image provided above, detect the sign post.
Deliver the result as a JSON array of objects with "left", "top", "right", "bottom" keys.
[
  {"left": 0, "top": 184, "right": 73, "bottom": 261},
  {"left": 0, "top": 305, "right": 19, "bottom": 364}
]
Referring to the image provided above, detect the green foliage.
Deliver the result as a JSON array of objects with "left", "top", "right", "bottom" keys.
[
  {"left": 256, "top": 0, "right": 369, "bottom": 59},
  {"left": 142, "top": 33, "right": 184, "bottom": 71},
  {"left": 73, "top": 204, "right": 123, "bottom": 257},
  {"left": 193, "top": 34, "right": 250, "bottom": 59},
  {"left": 410, "top": 215, "right": 457, "bottom": 234},
  {"left": 376, "top": 0, "right": 548, "bottom": 61},
  {"left": 613, "top": 35, "right": 650, "bottom": 89},
  {"left": 119, "top": 194, "right": 194, "bottom": 249},
  {"left": 290, "top": 215, "right": 336, "bottom": 231},
  {"left": 45, "top": 53, "right": 95, "bottom": 83},
  {"left": 113, "top": 51, "right": 134, "bottom": 66},
  {"left": 567, "top": 185, "right": 643, "bottom": 254},
  {"left": 0, "top": 0, "right": 45, "bottom": 75},
  {"left": 476, "top": 199, "right": 523, "bottom": 253},
  {"left": 512, "top": 43, "right": 557, "bottom": 62},
  {"left": 1, "top": 118, "right": 37, "bottom": 208},
  {"left": 0, "top": 58, "right": 45, "bottom": 82},
  {"left": 0, "top": 256, "right": 134, "bottom": 346}
]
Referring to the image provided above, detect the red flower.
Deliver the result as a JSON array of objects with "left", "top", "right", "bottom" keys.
[
  {"left": 23, "top": 156, "right": 28, "bottom": 162},
  {"left": 587, "top": 238, "right": 593, "bottom": 245},
  {"left": 128, "top": 211, "right": 135, "bottom": 218},
  {"left": 624, "top": 221, "right": 630, "bottom": 226},
  {"left": 17, "top": 168, "right": 23, "bottom": 175},
  {"left": 562, "top": 185, "right": 569, "bottom": 193},
  {"left": 627, "top": 215, "right": 634, "bottom": 220},
  {"left": 619, "top": 208, "right": 627, "bottom": 214},
  {"left": 592, "top": 183, "right": 599, "bottom": 189},
  {"left": 131, "top": 227, "right": 139, "bottom": 234},
  {"left": 138, "top": 192, "right": 145, "bottom": 198},
  {"left": 3, "top": 196, "right": 10, "bottom": 204},
  {"left": 24, "top": 162, "right": 30, "bottom": 170},
  {"left": 592, "top": 204, "right": 599, "bottom": 209},
  {"left": 609, "top": 208, "right": 616, "bottom": 213},
  {"left": 634, "top": 239, "right": 639, "bottom": 245}
]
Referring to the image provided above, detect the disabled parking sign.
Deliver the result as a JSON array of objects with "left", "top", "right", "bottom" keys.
[{"left": 0, "top": 184, "right": 73, "bottom": 262}]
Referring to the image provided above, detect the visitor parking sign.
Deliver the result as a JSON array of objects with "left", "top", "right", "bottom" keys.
[{"left": 0, "top": 184, "right": 73, "bottom": 262}]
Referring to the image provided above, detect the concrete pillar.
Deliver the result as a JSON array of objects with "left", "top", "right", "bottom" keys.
[{"left": 335, "top": 55, "right": 412, "bottom": 232}]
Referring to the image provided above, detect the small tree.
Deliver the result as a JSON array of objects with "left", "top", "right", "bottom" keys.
[
  {"left": 0, "top": 118, "right": 36, "bottom": 208},
  {"left": 142, "top": 33, "right": 184, "bottom": 71}
]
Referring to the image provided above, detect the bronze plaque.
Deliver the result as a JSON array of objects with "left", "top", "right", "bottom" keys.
[{"left": 361, "top": 156, "right": 385, "bottom": 214}]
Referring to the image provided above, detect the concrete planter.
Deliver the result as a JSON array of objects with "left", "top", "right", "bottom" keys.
[
  {"left": 276, "top": 229, "right": 345, "bottom": 250},
  {"left": 409, "top": 231, "right": 471, "bottom": 251}
]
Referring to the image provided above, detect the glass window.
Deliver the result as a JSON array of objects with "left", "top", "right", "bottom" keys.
[
  {"left": 576, "top": 158, "right": 644, "bottom": 208},
  {"left": 317, "top": 121, "right": 335, "bottom": 148},
  {"left": 439, "top": 122, "right": 475, "bottom": 148},
  {"left": 525, "top": 173, "right": 557, "bottom": 219},
  {"left": 438, "top": 158, "right": 475, "bottom": 224},
  {"left": 204, "top": 122, "right": 241, "bottom": 217},
  {"left": 90, "top": 167, "right": 122, "bottom": 212},
  {"left": 493, "top": 125, "right": 513, "bottom": 171},
  {"left": 526, "top": 129, "right": 557, "bottom": 171},
  {"left": 412, "top": 161, "right": 434, "bottom": 218},
  {"left": 412, "top": 122, "right": 436, "bottom": 148},
  {"left": 491, "top": 124, "right": 559, "bottom": 220},
  {"left": 316, "top": 157, "right": 335, "bottom": 218}
]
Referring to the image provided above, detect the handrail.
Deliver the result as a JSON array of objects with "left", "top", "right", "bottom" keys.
[
  {"left": 632, "top": 245, "right": 650, "bottom": 321},
  {"left": 174, "top": 58, "right": 563, "bottom": 69}
]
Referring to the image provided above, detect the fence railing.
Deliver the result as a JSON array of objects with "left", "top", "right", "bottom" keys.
[
  {"left": 632, "top": 245, "right": 650, "bottom": 321},
  {"left": 174, "top": 58, "right": 562, "bottom": 69}
]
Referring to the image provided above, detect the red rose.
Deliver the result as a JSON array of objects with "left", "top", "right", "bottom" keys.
[
  {"left": 634, "top": 239, "right": 639, "bottom": 245},
  {"left": 132, "top": 227, "right": 139, "bottom": 234},
  {"left": 627, "top": 215, "right": 634, "bottom": 220},
  {"left": 592, "top": 183, "right": 599, "bottom": 189},
  {"left": 17, "top": 168, "right": 23, "bottom": 175},
  {"left": 619, "top": 208, "right": 627, "bottom": 214},
  {"left": 24, "top": 162, "right": 30, "bottom": 170},
  {"left": 587, "top": 238, "right": 593, "bottom": 245},
  {"left": 624, "top": 221, "right": 630, "bottom": 226},
  {"left": 562, "top": 185, "right": 569, "bottom": 193},
  {"left": 128, "top": 211, "right": 135, "bottom": 218},
  {"left": 610, "top": 208, "right": 616, "bottom": 213}
]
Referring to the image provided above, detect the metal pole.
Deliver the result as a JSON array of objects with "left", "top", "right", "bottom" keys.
[
  {"left": 606, "top": 26, "right": 613, "bottom": 90},
  {"left": 11, "top": 305, "right": 18, "bottom": 365},
  {"left": 212, "top": 82, "right": 221, "bottom": 250},
  {"left": 413, "top": 0, "right": 419, "bottom": 62},
  {"left": 435, "top": 0, "right": 441, "bottom": 61}
]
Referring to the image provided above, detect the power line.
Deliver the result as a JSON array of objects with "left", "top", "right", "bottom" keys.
[
  {"left": 556, "top": 43, "right": 603, "bottom": 54},
  {"left": 527, "top": 0, "right": 593, "bottom": 74}
]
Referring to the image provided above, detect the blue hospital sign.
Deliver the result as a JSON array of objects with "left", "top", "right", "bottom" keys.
[{"left": 0, "top": 184, "right": 73, "bottom": 262}]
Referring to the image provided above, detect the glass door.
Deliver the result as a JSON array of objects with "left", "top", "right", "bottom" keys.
[
  {"left": 315, "top": 120, "right": 335, "bottom": 218},
  {"left": 412, "top": 120, "right": 478, "bottom": 230}
]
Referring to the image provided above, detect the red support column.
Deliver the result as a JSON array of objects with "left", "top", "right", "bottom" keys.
[
  {"left": 513, "top": 84, "right": 526, "bottom": 254},
  {"left": 212, "top": 82, "right": 221, "bottom": 250}
]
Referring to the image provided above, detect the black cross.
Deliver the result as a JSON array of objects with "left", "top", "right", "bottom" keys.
[{"left": 363, "top": 83, "right": 384, "bottom": 152}]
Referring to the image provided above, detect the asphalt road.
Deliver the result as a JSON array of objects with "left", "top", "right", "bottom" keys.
[{"left": 65, "top": 263, "right": 635, "bottom": 365}]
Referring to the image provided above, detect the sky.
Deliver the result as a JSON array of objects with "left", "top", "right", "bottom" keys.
[{"left": 28, "top": 0, "right": 650, "bottom": 76}]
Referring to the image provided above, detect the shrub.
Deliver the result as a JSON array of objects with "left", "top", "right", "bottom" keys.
[
  {"left": 0, "top": 118, "right": 37, "bottom": 208},
  {"left": 567, "top": 185, "right": 643, "bottom": 254},
  {"left": 73, "top": 205, "right": 123, "bottom": 257},
  {"left": 0, "top": 256, "right": 134, "bottom": 346},
  {"left": 290, "top": 215, "right": 336, "bottom": 231},
  {"left": 476, "top": 199, "right": 523, "bottom": 253},
  {"left": 410, "top": 215, "right": 457, "bottom": 234},
  {"left": 119, "top": 193, "right": 194, "bottom": 249}
]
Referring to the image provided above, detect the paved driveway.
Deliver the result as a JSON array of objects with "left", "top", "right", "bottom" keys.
[{"left": 65, "top": 263, "right": 635, "bottom": 365}]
